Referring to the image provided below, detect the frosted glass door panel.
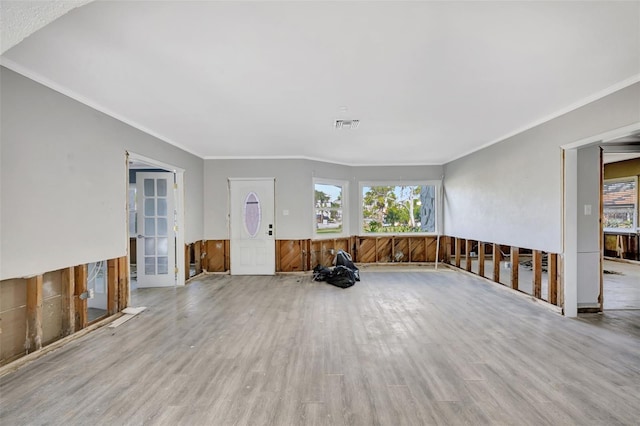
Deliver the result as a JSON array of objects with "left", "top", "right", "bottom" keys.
[{"left": 136, "top": 172, "right": 176, "bottom": 287}]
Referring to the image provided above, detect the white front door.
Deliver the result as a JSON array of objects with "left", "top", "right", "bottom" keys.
[
  {"left": 136, "top": 172, "right": 176, "bottom": 287},
  {"left": 229, "top": 178, "right": 276, "bottom": 275}
]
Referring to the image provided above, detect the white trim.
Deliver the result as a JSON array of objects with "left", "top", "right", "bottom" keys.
[
  {"left": 0, "top": 58, "right": 204, "bottom": 159},
  {"left": 449, "top": 75, "right": 640, "bottom": 163},
  {"left": 359, "top": 180, "right": 441, "bottom": 237},
  {"left": 562, "top": 122, "right": 640, "bottom": 150},
  {"left": 313, "top": 177, "right": 348, "bottom": 239},
  {"left": 205, "top": 154, "right": 443, "bottom": 167}
]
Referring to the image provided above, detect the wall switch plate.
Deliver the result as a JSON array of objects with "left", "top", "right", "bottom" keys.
[
  {"left": 283, "top": 209, "right": 289, "bottom": 216},
  {"left": 584, "top": 204, "right": 592, "bottom": 215}
]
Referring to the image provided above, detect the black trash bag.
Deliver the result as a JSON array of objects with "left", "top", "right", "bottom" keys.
[
  {"left": 325, "top": 265, "right": 356, "bottom": 289},
  {"left": 334, "top": 250, "right": 360, "bottom": 281},
  {"left": 313, "top": 264, "right": 332, "bottom": 281}
]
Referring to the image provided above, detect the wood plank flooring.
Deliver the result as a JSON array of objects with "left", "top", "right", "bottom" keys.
[{"left": 2, "top": 269, "right": 640, "bottom": 425}]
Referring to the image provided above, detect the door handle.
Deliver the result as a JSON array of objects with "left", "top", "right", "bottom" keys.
[{"left": 137, "top": 234, "right": 144, "bottom": 239}]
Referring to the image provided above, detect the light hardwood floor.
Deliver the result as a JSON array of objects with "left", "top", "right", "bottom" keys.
[{"left": 1, "top": 269, "right": 640, "bottom": 425}]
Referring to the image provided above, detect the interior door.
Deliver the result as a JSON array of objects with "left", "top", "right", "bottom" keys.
[
  {"left": 136, "top": 172, "right": 176, "bottom": 287},
  {"left": 229, "top": 178, "right": 276, "bottom": 275}
]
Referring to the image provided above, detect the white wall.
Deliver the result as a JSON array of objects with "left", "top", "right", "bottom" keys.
[
  {"left": 0, "top": 67, "right": 204, "bottom": 280},
  {"left": 444, "top": 82, "right": 640, "bottom": 253},
  {"left": 204, "top": 159, "right": 443, "bottom": 240},
  {"left": 576, "top": 145, "right": 601, "bottom": 307}
]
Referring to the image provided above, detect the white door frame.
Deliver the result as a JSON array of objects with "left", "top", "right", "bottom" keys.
[
  {"left": 562, "top": 122, "right": 640, "bottom": 317},
  {"left": 127, "top": 152, "right": 186, "bottom": 287}
]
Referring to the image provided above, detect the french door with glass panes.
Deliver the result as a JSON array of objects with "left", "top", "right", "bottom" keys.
[{"left": 136, "top": 172, "right": 176, "bottom": 287}]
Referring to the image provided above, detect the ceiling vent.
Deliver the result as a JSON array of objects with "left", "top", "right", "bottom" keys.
[{"left": 335, "top": 119, "right": 359, "bottom": 129}]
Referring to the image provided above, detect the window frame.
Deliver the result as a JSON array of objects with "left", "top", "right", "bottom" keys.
[
  {"left": 359, "top": 180, "right": 441, "bottom": 236},
  {"left": 313, "top": 178, "right": 348, "bottom": 238},
  {"left": 603, "top": 176, "right": 638, "bottom": 234}
]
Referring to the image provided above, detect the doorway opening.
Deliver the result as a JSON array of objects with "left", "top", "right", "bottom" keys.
[
  {"left": 601, "top": 136, "right": 640, "bottom": 311},
  {"left": 127, "top": 153, "right": 186, "bottom": 289}
]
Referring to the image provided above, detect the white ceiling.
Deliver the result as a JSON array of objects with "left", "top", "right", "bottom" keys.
[{"left": 2, "top": 1, "right": 639, "bottom": 166}]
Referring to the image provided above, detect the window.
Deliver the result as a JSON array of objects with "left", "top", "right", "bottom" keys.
[
  {"left": 314, "top": 180, "right": 345, "bottom": 236},
  {"left": 361, "top": 182, "right": 438, "bottom": 234},
  {"left": 604, "top": 177, "right": 638, "bottom": 232}
]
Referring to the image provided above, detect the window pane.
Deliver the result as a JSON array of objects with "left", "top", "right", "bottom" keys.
[
  {"left": 145, "top": 257, "right": 156, "bottom": 275},
  {"left": 157, "top": 238, "right": 168, "bottom": 255},
  {"left": 362, "top": 185, "right": 436, "bottom": 233},
  {"left": 145, "top": 218, "right": 155, "bottom": 236},
  {"left": 316, "top": 209, "right": 343, "bottom": 234},
  {"left": 315, "top": 183, "right": 343, "bottom": 234},
  {"left": 144, "top": 178, "right": 154, "bottom": 196},
  {"left": 157, "top": 179, "right": 167, "bottom": 197},
  {"left": 157, "top": 198, "right": 167, "bottom": 217},
  {"left": 145, "top": 237, "right": 156, "bottom": 255},
  {"left": 157, "top": 218, "right": 168, "bottom": 236},
  {"left": 604, "top": 179, "right": 637, "bottom": 230},
  {"left": 157, "top": 257, "right": 169, "bottom": 275},
  {"left": 144, "top": 199, "right": 155, "bottom": 216}
]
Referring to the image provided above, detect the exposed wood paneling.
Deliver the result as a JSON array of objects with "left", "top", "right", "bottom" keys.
[
  {"left": 376, "top": 238, "right": 392, "bottom": 263},
  {"left": 455, "top": 238, "right": 462, "bottom": 268},
  {"left": 533, "top": 250, "right": 543, "bottom": 299},
  {"left": 277, "top": 240, "right": 305, "bottom": 272},
  {"left": 549, "top": 253, "right": 558, "bottom": 306},
  {"left": 107, "top": 259, "right": 118, "bottom": 315},
  {"left": 305, "top": 239, "right": 312, "bottom": 270},
  {"left": 493, "top": 244, "right": 501, "bottom": 283},
  {"left": 357, "top": 238, "right": 376, "bottom": 263},
  {"left": 25, "top": 275, "right": 43, "bottom": 353},
  {"left": 184, "top": 243, "right": 191, "bottom": 281},
  {"left": 478, "top": 242, "right": 486, "bottom": 277},
  {"left": 408, "top": 238, "right": 425, "bottom": 262},
  {"left": 203, "top": 240, "right": 228, "bottom": 272},
  {"left": 61, "top": 267, "right": 75, "bottom": 337},
  {"left": 74, "top": 265, "right": 87, "bottom": 332},
  {"left": 393, "top": 237, "right": 410, "bottom": 262},
  {"left": 117, "top": 256, "right": 129, "bottom": 310},
  {"left": 510, "top": 247, "right": 519, "bottom": 291},
  {"left": 444, "top": 236, "right": 452, "bottom": 263},
  {"left": 426, "top": 237, "right": 438, "bottom": 262},
  {"left": 224, "top": 240, "right": 231, "bottom": 271}
]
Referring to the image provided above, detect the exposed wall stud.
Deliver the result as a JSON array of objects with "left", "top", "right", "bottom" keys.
[
  {"left": 107, "top": 259, "right": 119, "bottom": 315},
  {"left": 455, "top": 238, "right": 462, "bottom": 268},
  {"left": 533, "top": 250, "right": 542, "bottom": 299},
  {"left": 549, "top": 253, "right": 558, "bottom": 305},
  {"left": 117, "top": 256, "right": 129, "bottom": 309},
  {"left": 510, "top": 246, "right": 519, "bottom": 290},
  {"left": 478, "top": 242, "right": 486, "bottom": 277},
  {"left": 74, "top": 264, "right": 88, "bottom": 331},
  {"left": 493, "top": 244, "right": 501, "bottom": 283}
]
